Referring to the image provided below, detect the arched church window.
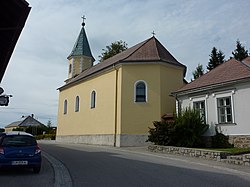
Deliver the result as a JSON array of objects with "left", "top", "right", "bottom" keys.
[
  {"left": 64, "top": 99, "right": 68, "bottom": 114},
  {"left": 75, "top": 96, "right": 80, "bottom": 112},
  {"left": 135, "top": 81, "right": 147, "bottom": 102},
  {"left": 91, "top": 91, "right": 96, "bottom": 109}
]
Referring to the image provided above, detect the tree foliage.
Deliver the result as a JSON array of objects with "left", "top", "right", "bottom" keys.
[
  {"left": 232, "top": 39, "right": 249, "bottom": 61},
  {"left": 99, "top": 40, "right": 128, "bottom": 62},
  {"left": 207, "top": 47, "right": 225, "bottom": 71},
  {"left": 192, "top": 63, "right": 204, "bottom": 80}
]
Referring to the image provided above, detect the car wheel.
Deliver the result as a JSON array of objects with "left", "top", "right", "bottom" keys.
[{"left": 33, "top": 166, "right": 41, "bottom": 174}]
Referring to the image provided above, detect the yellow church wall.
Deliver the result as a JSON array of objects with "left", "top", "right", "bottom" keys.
[
  {"left": 119, "top": 64, "right": 161, "bottom": 134},
  {"left": 57, "top": 70, "right": 117, "bottom": 136},
  {"left": 159, "top": 64, "right": 185, "bottom": 114},
  {"left": 119, "top": 63, "right": 184, "bottom": 135}
]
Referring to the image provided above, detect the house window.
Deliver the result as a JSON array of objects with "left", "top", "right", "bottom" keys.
[
  {"left": 75, "top": 96, "right": 79, "bottom": 112},
  {"left": 135, "top": 81, "right": 147, "bottom": 102},
  {"left": 193, "top": 100, "right": 206, "bottom": 123},
  {"left": 217, "top": 97, "right": 232, "bottom": 123},
  {"left": 91, "top": 91, "right": 96, "bottom": 109},
  {"left": 63, "top": 99, "right": 68, "bottom": 114}
]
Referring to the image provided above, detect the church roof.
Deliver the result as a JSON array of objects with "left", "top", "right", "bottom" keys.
[
  {"left": 173, "top": 57, "right": 250, "bottom": 95},
  {"left": 67, "top": 22, "right": 95, "bottom": 62},
  {"left": 60, "top": 36, "right": 186, "bottom": 90}
]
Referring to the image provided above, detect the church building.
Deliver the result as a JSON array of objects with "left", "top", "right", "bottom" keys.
[{"left": 56, "top": 19, "right": 186, "bottom": 146}]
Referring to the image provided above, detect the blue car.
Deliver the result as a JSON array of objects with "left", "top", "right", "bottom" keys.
[{"left": 0, "top": 131, "right": 41, "bottom": 173}]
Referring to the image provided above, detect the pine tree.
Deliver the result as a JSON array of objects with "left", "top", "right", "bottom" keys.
[
  {"left": 192, "top": 63, "right": 204, "bottom": 80},
  {"left": 207, "top": 47, "right": 225, "bottom": 71},
  {"left": 232, "top": 40, "right": 248, "bottom": 61}
]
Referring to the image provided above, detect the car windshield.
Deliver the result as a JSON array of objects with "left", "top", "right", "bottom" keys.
[{"left": 1, "top": 135, "right": 36, "bottom": 147}]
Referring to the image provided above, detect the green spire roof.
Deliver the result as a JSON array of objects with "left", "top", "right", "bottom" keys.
[{"left": 68, "top": 22, "right": 95, "bottom": 62}]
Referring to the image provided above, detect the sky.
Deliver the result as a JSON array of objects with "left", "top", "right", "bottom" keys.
[{"left": 0, "top": 0, "right": 249, "bottom": 128}]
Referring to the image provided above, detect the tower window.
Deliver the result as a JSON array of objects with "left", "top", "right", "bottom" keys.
[
  {"left": 69, "top": 64, "right": 72, "bottom": 74},
  {"left": 91, "top": 91, "right": 96, "bottom": 109},
  {"left": 64, "top": 99, "right": 68, "bottom": 114},
  {"left": 75, "top": 96, "right": 80, "bottom": 112}
]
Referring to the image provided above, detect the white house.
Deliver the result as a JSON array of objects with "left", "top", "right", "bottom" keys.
[{"left": 172, "top": 57, "right": 250, "bottom": 147}]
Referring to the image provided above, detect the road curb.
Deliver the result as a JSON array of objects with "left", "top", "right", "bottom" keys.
[{"left": 42, "top": 151, "right": 73, "bottom": 187}]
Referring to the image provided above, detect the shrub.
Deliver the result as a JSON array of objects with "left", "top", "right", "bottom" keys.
[
  {"left": 211, "top": 129, "right": 233, "bottom": 148},
  {"left": 173, "top": 108, "right": 208, "bottom": 148},
  {"left": 147, "top": 108, "right": 208, "bottom": 148},
  {"left": 147, "top": 121, "right": 174, "bottom": 146},
  {"left": 25, "top": 126, "right": 49, "bottom": 136},
  {"left": 35, "top": 134, "right": 56, "bottom": 140}
]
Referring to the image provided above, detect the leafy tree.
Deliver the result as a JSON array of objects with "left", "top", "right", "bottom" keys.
[
  {"left": 192, "top": 63, "right": 204, "bottom": 80},
  {"left": 207, "top": 47, "right": 225, "bottom": 71},
  {"left": 232, "top": 39, "right": 249, "bottom": 61},
  {"left": 99, "top": 40, "right": 128, "bottom": 62}
]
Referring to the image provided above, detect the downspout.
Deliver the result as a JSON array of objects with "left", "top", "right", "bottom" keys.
[
  {"left": 170, "top": 92, "right": 180, "bottom": 116},
  {"left": 113, "top": 64, "right": 118, "bottom": 147}
]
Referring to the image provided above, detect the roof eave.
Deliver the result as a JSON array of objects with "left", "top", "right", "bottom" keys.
[{"left": 172, "top": 77, "right": 250, "bottom": 97}]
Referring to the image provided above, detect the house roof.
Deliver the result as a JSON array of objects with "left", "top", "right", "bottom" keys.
[
  {"left": 19, "top": 116, "right": 45, "bottom": 127},
  {"left": 5, "top": 116, "right": 45, "bottom": 128},
  {"left": 173, "top": 57, "right": 250, "bottom": 95},
  {"left": 5, "top": 121, "right": 22, "bottom": 128},
  {"left": 60, "top": 36, "right": 186, "bottom": 90},
  {"left": 0, "top": 0, "right": 31, "bottom": 82},
  {"left": 67, "top": 22, "right": 95, "bottom": 62}
]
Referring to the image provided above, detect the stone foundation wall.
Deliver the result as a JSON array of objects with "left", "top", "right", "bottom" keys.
[
  {"left": 229, "top": 135, "right": 250, "bottom": 148},
  {"left": 148, "top": 145, "right": 223, "bottom": 161},
  {"left": 148, "top": 145, "right": 250, "bottom": 166}
]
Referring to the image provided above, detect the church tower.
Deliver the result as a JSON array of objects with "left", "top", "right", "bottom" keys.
[{"left": 67, "top": 16, "right": 95, "bottom": 80}]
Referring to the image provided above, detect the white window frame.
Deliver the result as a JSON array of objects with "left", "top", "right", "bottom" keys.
[
  {"left": 191, "top": 95, "right": 208, "bottom": 124},
  {"left": 213, "top": 90, "right": 235, "bottom": 124},
  {"left": 193, "top": 100, "right": 206, "bottom": 124},
  {"left": 134, "top": 80, "right": 147, "bottom": 103}
]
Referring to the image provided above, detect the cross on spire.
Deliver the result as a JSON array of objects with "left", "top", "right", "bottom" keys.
[{"left": 81, "top": 15, "right": 86, "bottom": 26}]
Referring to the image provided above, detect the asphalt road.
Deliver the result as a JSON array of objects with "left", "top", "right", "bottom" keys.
[
  {"left": 39, "top": 142, "right": 250, "bottom": 187},
  {"left": 0, "top": 152, "right": 54, "bottom": 187}
]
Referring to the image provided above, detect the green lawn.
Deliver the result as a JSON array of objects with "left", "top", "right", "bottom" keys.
[{"left": 207, "top": 147, "right": 250, "bottom": 154}]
